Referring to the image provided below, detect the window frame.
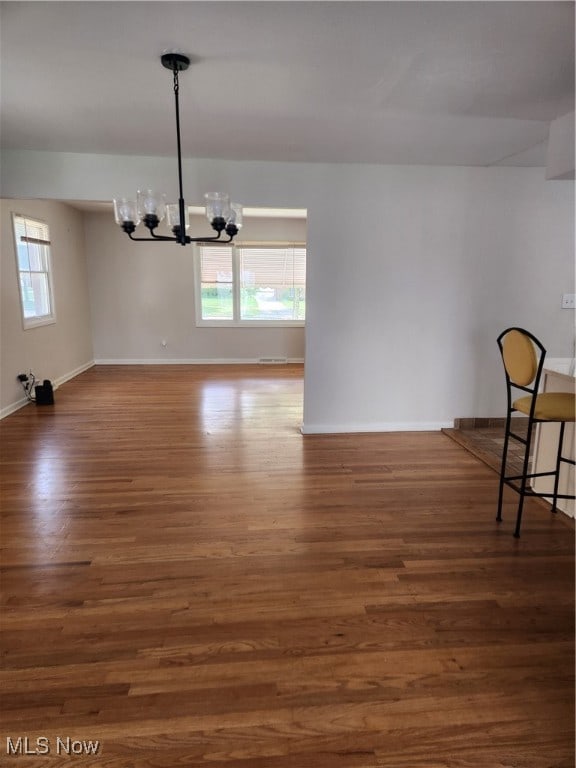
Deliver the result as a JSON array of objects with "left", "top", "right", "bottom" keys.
[
  {"left": 11, "top": 213, "right": 56, "bottom": 330},
  {"left": 194, "top": 242, "right": 306, "bottom": 328}
]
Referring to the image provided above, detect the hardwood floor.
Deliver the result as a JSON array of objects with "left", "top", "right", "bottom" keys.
[{"left": 1, "top": 365, "right": 574, "bottom": 767}]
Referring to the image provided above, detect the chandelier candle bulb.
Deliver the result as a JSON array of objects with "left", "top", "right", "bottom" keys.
[
  {"left": 166, "top": 203, "right": 190, "bottom": 233},
  {"left": 111, "top": 53, "right": 242, "bottom": 245},
  {"left": 204, "top": 192, "right": 230, "bottom": 223},
  {"left": 113, "top": 199, "right": 139, "bottom": 226},
  {"left": 137, "top": 190, "right": 166, "bottom": 221},
  {"left": 227, "top": 203, "right": 243, "bottom": 229}
]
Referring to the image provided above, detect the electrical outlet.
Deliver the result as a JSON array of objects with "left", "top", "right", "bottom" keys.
[{"left": 561, "top": 294, "right": 575, "bottom": 309}]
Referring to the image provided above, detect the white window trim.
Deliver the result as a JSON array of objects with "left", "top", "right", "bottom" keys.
[
  {"left": 194, "top": 243, "right": 306, "bottom": 328},
  {"left": 11, "top": 213, "right": 56, "bottom": 330}
]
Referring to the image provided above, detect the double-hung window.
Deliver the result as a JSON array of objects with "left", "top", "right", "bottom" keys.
[
  {"left": 12, "top": 214, "right": 55, "bottom": 329},
  {"left": 196, "top": 244, "right": 306, "bottom": 326}
]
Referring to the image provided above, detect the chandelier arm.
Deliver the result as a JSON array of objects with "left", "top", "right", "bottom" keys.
[
  {"left": 187, "top": 232, "right": 230, "bottom": 243},
  {"left": 148, "top": 230, "right": 176, "bottom": 240},
  {"left": 189, "top": 234, "right": 235, "bottom": 244},
  {"left": 127, "top": 233, "right": 178, "bottom": 242}
]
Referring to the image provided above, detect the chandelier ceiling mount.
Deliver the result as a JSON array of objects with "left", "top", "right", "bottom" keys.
[{"left": 161, "top": 52, "right": 191, "bottom": 73}]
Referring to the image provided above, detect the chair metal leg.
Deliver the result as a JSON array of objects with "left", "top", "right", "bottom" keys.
[
  {"left": 551, "top": 421, "right": 566, "bottom": 514},
  {"left": 513, "top": 495, "right": 526, "bottom": 539},
  {"left": 513, "top": 417, "right": 535, "bottom": 539},
  {"left": 497, "top": 412, "right": 512, "bottom": 522}
]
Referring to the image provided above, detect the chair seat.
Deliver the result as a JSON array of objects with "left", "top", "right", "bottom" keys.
[{"left": 513, "top": 392, "right": 576, "bottom": 422}]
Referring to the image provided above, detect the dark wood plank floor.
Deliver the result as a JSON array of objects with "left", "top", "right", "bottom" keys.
[{"left": 1, "top": 365, "right": 574, "bottom": 767}]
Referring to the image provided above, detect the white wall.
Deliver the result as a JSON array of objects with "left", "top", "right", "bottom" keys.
[
  {"left": 84, "top": 212, "right": 306, "bottom": 363},
  {"left": 0, "top": 198, "right": 94, "bottom": 415},
  {"left": 303, "top": 166, "right": 574, "bottom": 431},
  {"left": 2, "top": 150, "right": 574, "bottom": 430},
  {"left": 546, "top": 111, "right": 575, "bottom": 181}
]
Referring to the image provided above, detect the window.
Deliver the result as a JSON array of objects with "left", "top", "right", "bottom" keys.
[
  {"left": 12, "top": 214, "right": 55, "bottom": 329},
  {"left": 196, "top": 244, "right": 306, "bottom": 326}
]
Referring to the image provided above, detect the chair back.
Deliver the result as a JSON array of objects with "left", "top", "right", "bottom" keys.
[{"left": 497, "top": 327, "right": 546, "bottom": 400}]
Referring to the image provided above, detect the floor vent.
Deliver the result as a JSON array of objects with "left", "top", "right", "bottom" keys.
[{"left": 259, "top": 357, "right": 288, "bottom": 364}]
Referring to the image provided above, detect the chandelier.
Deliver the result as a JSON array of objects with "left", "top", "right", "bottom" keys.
[{"left": 113, "top": 53, "right": 242, "bottom": 245}]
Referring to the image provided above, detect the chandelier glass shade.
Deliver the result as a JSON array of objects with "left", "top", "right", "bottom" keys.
[{"left": 113, "top": 53, "right": 242, "bottom": 245}]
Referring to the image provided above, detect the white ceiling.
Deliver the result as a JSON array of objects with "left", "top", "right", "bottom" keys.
[{"left": 1, "top": 1, "right": 574, "bottom": 167}]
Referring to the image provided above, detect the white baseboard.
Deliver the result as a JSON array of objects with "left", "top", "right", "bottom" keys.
[
  {"left": 0, "top": 397, "right": 32, "bottom": 420},
  {"left": 300, "top": 420, "right": 454, "bottom": 434},
  {"left": 94, "top": 358, "right": 305, "bottom": 365},
  {"left": 53, "top": 360, "right": 95, "bottom": 389}
]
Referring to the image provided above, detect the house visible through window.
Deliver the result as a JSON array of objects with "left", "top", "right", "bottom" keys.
[
  {"left": 12, "top": 214, "right": 55, "bottom": 329},
  {"left": 196, "top": 244, "right": 306, "bottom": 326}
]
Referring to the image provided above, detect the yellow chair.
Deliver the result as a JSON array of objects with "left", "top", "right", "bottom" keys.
[{"left": 496, "top": 327, "right": 575, "bottom": 537}]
